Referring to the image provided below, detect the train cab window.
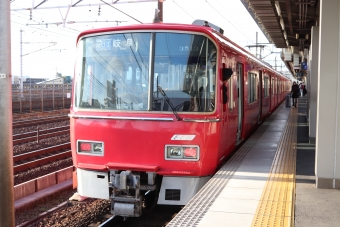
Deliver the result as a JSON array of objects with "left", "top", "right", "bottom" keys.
[
  {"left": 74, "top": 32, "right": 217, "bottom": 112},
  {"left": 264, "top": 76, "right": 269, "bottom": 98},
  {"left": 74, "top": 33, "right": 151, "bottom": 110},
  {"left": 248, "top": 72, "right": 258, "bottom": 103},
  {"left": 153, "top": 33, "right": 216, "bottom": 112}
]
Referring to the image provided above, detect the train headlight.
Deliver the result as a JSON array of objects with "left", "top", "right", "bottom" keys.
[
  {"left": 77, "top": 140, "right": 104, "bottom": 156},
  {"left": 93, "top": 143, "right": 103, "bottom": 153},
  {"left": 165, "top": 145, "right": 199, "bottom": 161},
  {"left": 170, "top": 147, "right": 182, "bottom": 156}
]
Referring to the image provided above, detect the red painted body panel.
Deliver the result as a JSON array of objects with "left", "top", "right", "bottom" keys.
[{"left": 71, "top": 111, "right": 223, "bottom": 176}]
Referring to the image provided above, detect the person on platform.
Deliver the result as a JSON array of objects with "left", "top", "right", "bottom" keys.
[
  {"left": 299, "top": 83, "right": 306, "bottom": 97},
  {"left": 291, "top": 81, "right": 300, "bottom": 107}
]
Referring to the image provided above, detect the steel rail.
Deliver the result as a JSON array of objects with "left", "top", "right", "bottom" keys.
[
  {"left": 13, "top": 125, "right": 69, "bottom": 140},
  {"left": 13, "top": 110, "right": 69, "bottom": 120},
  {"left": 13, "top": 143, "right": 70, "bottom": 162},
  {"left": 13, "top": 116, "right": 69, "bottom": 128},
  {"left": 13, "top": 129, "right": 70, "bottom": 145},
  {"left": 14, "top": 150, "right": 71, "bottom": 174}
]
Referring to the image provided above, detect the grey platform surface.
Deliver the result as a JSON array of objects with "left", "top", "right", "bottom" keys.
[
  {"left": 166, "top": 95, "right": 340, "bottom": 227},
  {"left": 166, "top": 103, "right": 291, "bottom": 227}
]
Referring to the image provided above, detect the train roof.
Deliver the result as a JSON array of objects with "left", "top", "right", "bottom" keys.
[
  {"left": 76, "top": 22, "right": 245, "bottom": 61},
  {"left": 76, "top": 22, "right": 286, "bottom": 78},
  {"left": 76, "top": 22, "right": 217, "bottom": 42}
]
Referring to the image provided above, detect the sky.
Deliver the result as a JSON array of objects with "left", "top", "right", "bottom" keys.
[{"left": 9, "top": 0, "right": 289, "bottom": 80}]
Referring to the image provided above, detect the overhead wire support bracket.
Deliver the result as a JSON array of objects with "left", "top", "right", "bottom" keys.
[
  {"left": 34, "top": 0, "right": 48, "bottom": 9},
  {"left": 21, "top": 42, "right": 57, "bottom": 57},
  {"left": 100, "top": 0, "right": 143, "bottom": 24},
  {"left": 58, "top": 5, "right": 71, "bottom": 27},
  {"left": 12, "top": 0, "right": 158, "bottom": 11},
  {"left": 72, "top": 0, "right": 84, "bottom": 7}
]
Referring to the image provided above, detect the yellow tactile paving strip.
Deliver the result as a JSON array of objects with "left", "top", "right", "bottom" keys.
[{"left": 251, "top": 107, "right": 297, "bottom": 227}]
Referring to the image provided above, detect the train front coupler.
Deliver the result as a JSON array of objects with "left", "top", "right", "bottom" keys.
[{"left": 109, "top": 170, "right": 157, "bottom": 217}]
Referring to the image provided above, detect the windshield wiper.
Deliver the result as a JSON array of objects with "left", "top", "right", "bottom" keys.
[{"left": 157, "top": 86, "right": 182, "bottom": 121}]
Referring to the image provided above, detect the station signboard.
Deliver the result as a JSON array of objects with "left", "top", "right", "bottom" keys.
[{"left": 301, "top": 62, "right": 308, "bottom": 70}]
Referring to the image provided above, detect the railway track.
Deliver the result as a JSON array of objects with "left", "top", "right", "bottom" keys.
[
  {"left": 14, "top": 143, "right": 71, "bottom": 174},
  {"left": 13, "top": 126, "right": 69, "bottom": 144},
  {"left": 17, "top": 197, "right": 181, "bottom": 227},
  {"left": 13, "top": 116, "right": 69, "bottom": 128},
  {"left": 11, "top": 114, "right": 178, "bottom": 226},
  {"left": 13, "top": 110, "right": 70, "bottom": 120}
]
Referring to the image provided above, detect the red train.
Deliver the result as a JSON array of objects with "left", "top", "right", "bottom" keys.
[{"left": 70, "top": 20, "right": 290, "bottom": 217}]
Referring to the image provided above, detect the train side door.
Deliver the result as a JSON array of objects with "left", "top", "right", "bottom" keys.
[
  {"left": 276, "top": 79, "right": 278, "bottom": 105},
  {"left": 236, "top": 63, "right": 244, "bottom": 143}
]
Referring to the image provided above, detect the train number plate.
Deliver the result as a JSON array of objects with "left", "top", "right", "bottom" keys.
[
  {"left": 171, "top": 135, "right": 196, "bottom": 141},
  {"left": 0, "top": 74, "right": 6, "bottom": 79}
]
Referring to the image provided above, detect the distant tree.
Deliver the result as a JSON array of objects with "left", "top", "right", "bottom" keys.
[{"left": 63, "top": 76, "right": 71, "bottom": 83}]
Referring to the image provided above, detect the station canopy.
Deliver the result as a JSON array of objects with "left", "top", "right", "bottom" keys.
[{"left": 241, "top": 0, "right": 319, "bottom": 76}]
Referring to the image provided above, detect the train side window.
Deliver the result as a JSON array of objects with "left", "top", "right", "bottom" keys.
[
  {"left": 279, "top": 80, "right": 282, "bottom": 93},
  {"left": 248, "top": 72, "right": 257, "bottom": 103},
  {"left": 272, "top": 78, "right": 275, "bottom": 95},
  {"left": 275, "top": 79, "right": 277, "bottom": 94},
  {"left": 228, "top": 72, "right": 233, "bottom": 110},
  {"left": 264, "top": 76, "right": 269, "bottom": 98}
]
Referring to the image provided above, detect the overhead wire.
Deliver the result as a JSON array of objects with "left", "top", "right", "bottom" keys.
[
  {"left": 99, "top": 0, "right": 143, "bottom": 24},
  {"left": 11, "top": 18, "right": 76, "bottom": 38},
  {"left": 11, "top": 20, "right": 77, "bottom": 40},
  {"left": 171, "top": 0, "right": 195, "bottom": 20},
  {"left": 10, "top": 0, "right": 288, "bottom": 75},
  {"left": 11, "top": 10, "right": 81, "bottom": 34},
  {"left": 209, "top": 0, "right": 255, "bottom": 43},
  {"left": 171, "top": 0, "right": 254, "bottom": 44},
  {"left": 11, "top": 20, "right": 77, "bottom": 39},
  {"left": 205, "top": 0, "right": 286, "bottom": 70},
  {"left": 21, "top": 43, "right": 57, "bottom": 56}
]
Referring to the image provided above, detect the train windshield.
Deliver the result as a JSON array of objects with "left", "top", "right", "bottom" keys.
[{"left": 74, "top": 32, "right": 216, "bottom": 112}]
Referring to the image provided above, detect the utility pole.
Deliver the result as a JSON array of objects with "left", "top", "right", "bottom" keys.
[
  {"left": 20, "top": 29, "right": 23, "bottom": 113},
  {"left": 245, "top": 32, "right": 266, "bottom": 59},
  {"left": 158, "top": 0, "right": 164, "bottom": 22},
  {"left": 20, "top": 29, "right": 23, "bottom": 78},
  {"left": 0, "top": 0, "right": 15, "bottom": 226}
]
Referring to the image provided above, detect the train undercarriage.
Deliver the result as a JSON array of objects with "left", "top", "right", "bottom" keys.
[
  {"left": 109, "top": 170, "right": 159, "bottom": 217},
  {"left": 76, "top": 168, "right": 210, "bottom": 217}
]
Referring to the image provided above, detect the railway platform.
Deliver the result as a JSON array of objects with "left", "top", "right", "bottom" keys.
[{"left": 167, "top": 96, "right": 340, "bottom": 227}]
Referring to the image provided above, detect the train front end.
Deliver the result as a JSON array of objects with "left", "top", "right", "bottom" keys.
[{"left": 70, "top": 25, "right": 223, "bottom": 217}]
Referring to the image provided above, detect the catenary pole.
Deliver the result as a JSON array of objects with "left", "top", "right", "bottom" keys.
[
  {"left": 0, "top": 1, "right": 15, "bottom": 226},
  {"left": 158, "top": 0, "right": 164, "bottom": 22}
]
